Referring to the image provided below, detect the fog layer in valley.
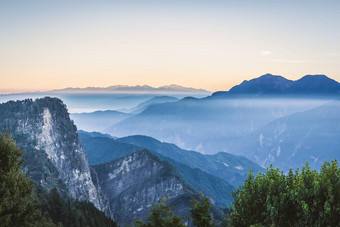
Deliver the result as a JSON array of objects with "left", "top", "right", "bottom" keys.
[{"left": 104, "top": 96, "right": 339, "bottom": 171}]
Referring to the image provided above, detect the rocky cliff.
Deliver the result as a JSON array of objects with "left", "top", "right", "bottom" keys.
[
  {"left": 0, "top": 97, "right": 226, "bottom": 226},
  {"left": 91, "top": 149, "right": 197, "bottom": 226},
  {"left": 0, "top": 97, "right": 105, "bottom": 211}
]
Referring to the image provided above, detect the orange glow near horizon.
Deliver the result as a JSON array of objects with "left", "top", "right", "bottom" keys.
[{"left": 1, "top": 1, "right": 339, "bottom": 94}]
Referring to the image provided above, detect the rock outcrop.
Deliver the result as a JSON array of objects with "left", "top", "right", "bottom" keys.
[
  {"left": 91, "top": 149, "right": 196, "bottom": 226},
  {"left": 0, "top": 97, "right": 105, "bottom": 211}
]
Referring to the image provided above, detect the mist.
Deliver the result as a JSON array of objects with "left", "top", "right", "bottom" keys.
[{"left": 107, "top": 97, "right": 330, "bottom": 152}]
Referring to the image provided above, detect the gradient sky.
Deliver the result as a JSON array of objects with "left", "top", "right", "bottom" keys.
[{"left": 1, "top": 0, "right": 340, "bottom": 93}]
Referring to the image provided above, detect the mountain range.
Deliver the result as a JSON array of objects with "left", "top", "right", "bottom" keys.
[
  {"left": 104, "top": 74, "right": 340, "bottom": 173},
  {"left": 49, "top": 84, "right": 211, "bottom": 95},
  {"left": 2, "top": 73, "right": 340, "bottom": 225},
  {"left": 0, "top": 97, "right": 234, "bottom": 226},
  {"left": 79, "top": 131, "right": 263, "bottom": 207}
]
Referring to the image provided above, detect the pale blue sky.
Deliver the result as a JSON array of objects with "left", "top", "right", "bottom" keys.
[{"left": 1, "top": 0, "right": 339, "bottom": 92}]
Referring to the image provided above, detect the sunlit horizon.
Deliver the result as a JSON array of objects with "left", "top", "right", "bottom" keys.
[{"left": 1, "top": 0, "right": 340, "bottom": 94}]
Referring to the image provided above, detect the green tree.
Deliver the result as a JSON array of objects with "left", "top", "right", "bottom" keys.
[
  {"left": 228, "top": 160, "right": 340, "bottom": 227},
  {"left": 135, "top": 197, "right": 185, "bottom": 227},
  {"left": 190, "top": 195, "right": 214, "bottom": 227},
  {"left": 0, "top": 133, "right": 55, "bottom": 227},
  {"left": 36, "top": 186, "right": 117, "bottom": 227}
]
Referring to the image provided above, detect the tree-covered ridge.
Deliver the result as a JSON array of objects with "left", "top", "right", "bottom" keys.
[{"left": 229, "top": 161, "right": 340, "bottom": 226}]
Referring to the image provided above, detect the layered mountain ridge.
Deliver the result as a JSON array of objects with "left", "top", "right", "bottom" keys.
[
  {"left": 2, "top": 73, "right": 339, "bottom": 225},
  {"left": 0, "top": 97, "right": 229, "bottom": 226},
  {"left": 79, "top": 131, "right": 250, "bottom": 207},
  {"left": 106, "top": 74, "right": 340, "bottom": 173}
]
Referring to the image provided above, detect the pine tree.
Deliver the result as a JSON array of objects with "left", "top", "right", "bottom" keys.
[
  {"left": 0, "top": 133, "right": 55, "bottom": 226},
  {"left": 135, "top": 198, "right": 185, "bottom": 227},
  {"left": 190, "top": 195, "right": 214, "bottom": 227}
]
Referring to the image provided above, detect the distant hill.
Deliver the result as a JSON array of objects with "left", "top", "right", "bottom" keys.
[
  {"left": 285, "top": 75, "right": 340, "bottom": 94},
  {"left": 77, "top": 130, "right": 114, "bottom": 138},
  {"left": 123, "top": 95, "right": 179, "bottom": 114},
  {"left": 213, "top": 74, "right": 340, "bottom": 97},
  {"left": 49, "top": 84, "right": 211, "bottom": 95},
  {"left": 71, "top": 110, "right": 133, "bottom": 132},
  {"left": 228, "top": 73, "right": 294, "bottom": 95}
]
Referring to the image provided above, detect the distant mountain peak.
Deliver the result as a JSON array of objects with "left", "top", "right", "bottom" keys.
[
  {"left": 298, "top": 74, "right": 333, "bottom": 81},
  {"left": 226, "top": 73, "right": 293, "bottom": 95},
  {"left": 286, "top": 74, "right": 340, "bottom": 94},
  {"left": 213, "top": 73, "right": 340, "bottom": 97},
  {"left": 258, "top": 73, "right": 279, "bottom": 78}
]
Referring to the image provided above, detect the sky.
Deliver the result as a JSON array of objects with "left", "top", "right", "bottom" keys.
[{"left": 1, "top": 0, "right": 340, "bottom": 93}]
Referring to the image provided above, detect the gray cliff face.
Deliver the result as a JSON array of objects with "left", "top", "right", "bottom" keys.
[
  {"left": 0, "top": 98, "right": 104, "bottom": 211},
  {"left": 28, "top": 108, "right": 101, "bottom": 208},
  {"left": 91, "top": 150, "right": 195, "bottom": 226}
]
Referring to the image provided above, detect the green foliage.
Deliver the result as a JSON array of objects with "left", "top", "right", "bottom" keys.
[
  {"left": 0, "top": 133, "right": 55, "bottom": 227},
  {"left": 190, "top": 195, "right": 214, "bottom": 227},
  {"left": 228, "top": 160, "right": 340, "bottom": 227},
  {"left": 135, "top": 198, "right": 185, "bottom": 227},
  {"left": 36, "top": 186, "right": 117, "bottom": 227}
]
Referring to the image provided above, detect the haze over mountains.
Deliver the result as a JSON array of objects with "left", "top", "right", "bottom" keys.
[
  {"left": 1, "top": 73, "right": 339, "bottom": 225},
  {"left": 71, "top": 110, "right": 133, "bottom": 132},
  {"left": 231, "top": 101, "right": 340, "bottom": 171},
  {"left": 120, "top": 95, "right": 179, "bottom": 114},
  {"left": 0, "top": 85, "right": 210, "bottom": 113},
  {"left": 103, "top": 74, "right": 340, "bottom": 172},
  {"left": 70, "top": 96, "right": 180, "bottom": 131}
]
